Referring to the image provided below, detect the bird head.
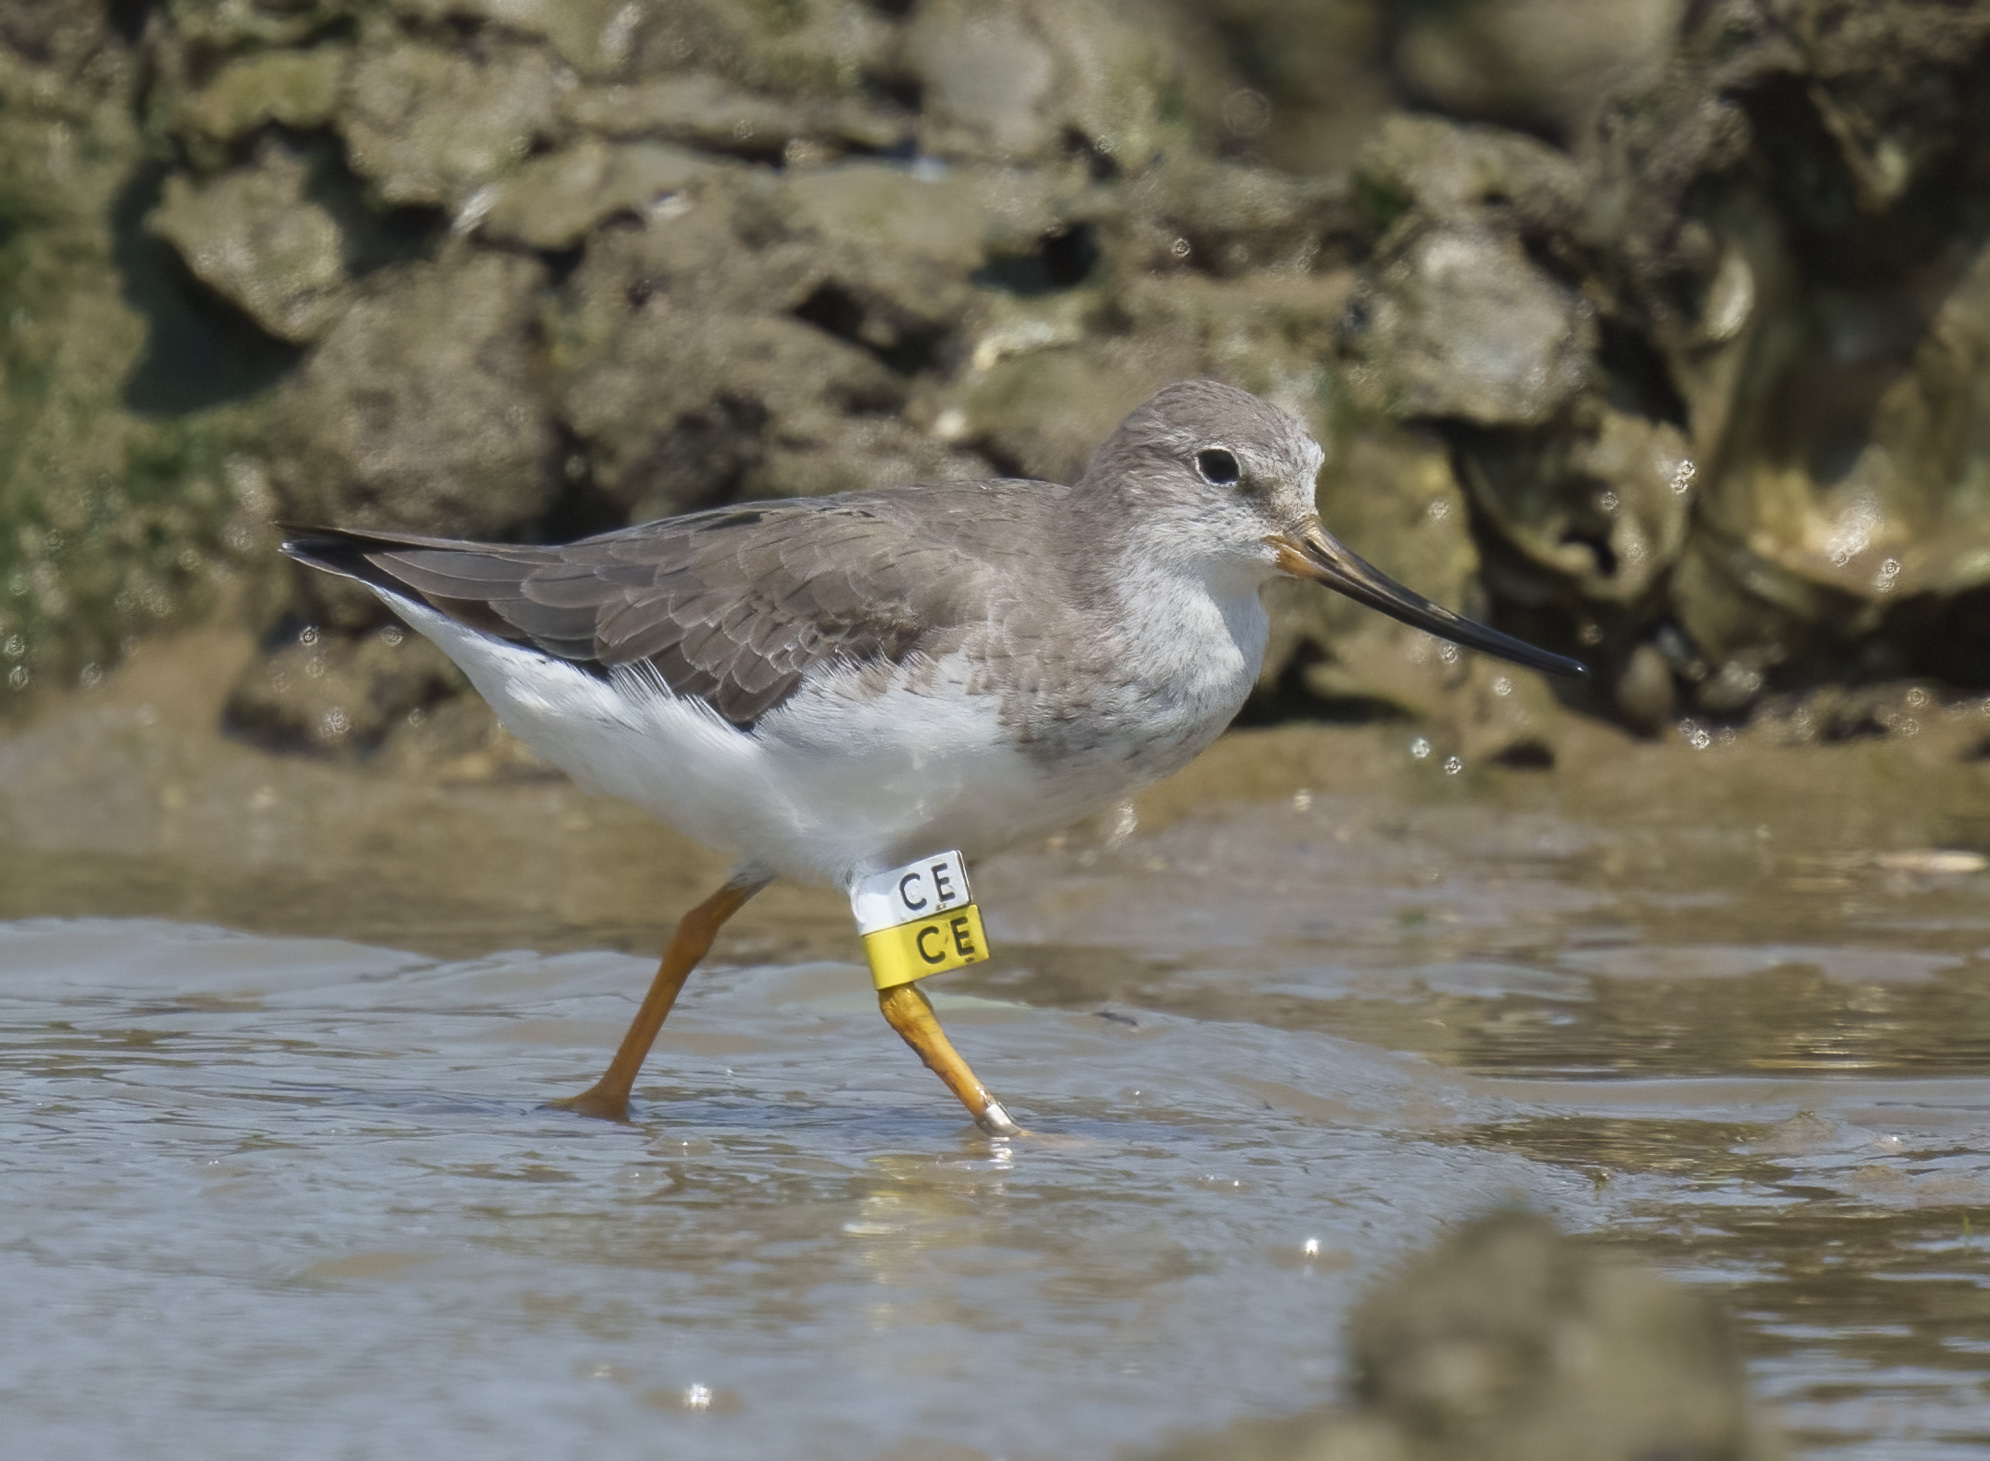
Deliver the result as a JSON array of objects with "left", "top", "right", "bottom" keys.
[{"left": 1082, "top": 379, "right": 1584, "bottom": 678}]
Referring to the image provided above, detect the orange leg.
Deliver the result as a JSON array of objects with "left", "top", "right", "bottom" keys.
[
  {"left": 878, "top": 982, "right": 1023, "bottom": 1136},
  {"left": 550, "top": 875, "right": 769, "bottom": 1121}
]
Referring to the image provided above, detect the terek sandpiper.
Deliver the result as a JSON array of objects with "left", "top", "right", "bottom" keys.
[{"left": 285, "top": 380, "right": 1582, "bottom": 1134}]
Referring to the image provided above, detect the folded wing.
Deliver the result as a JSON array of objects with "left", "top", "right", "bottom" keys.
[{"left": 282, "top": 499, "right": 989, "bottom": 729}]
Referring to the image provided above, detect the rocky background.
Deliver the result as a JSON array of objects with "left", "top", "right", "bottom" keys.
[{"left": 4, "top": 0, "right": 1990, "bottom": 770}]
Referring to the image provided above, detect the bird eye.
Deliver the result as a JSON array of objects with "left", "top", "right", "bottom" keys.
[{"left": 1195, "top": 448, "right": 1241, "bottom": 486}]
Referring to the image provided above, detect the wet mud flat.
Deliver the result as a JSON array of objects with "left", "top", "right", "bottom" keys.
[{"left": 9, "top": 641, "right": 1990, "bottom": 1455}]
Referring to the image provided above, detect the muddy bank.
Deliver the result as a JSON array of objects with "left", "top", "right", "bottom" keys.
[{"left": 7, "top": 625, "right": 1990, "bottom": 967}]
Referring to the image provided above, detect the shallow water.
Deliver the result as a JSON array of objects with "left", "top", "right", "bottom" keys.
[{"left": 9, "top": 772, "right": 1990, "bottom": 1459}]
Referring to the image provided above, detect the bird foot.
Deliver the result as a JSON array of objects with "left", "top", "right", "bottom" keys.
[
  {"left": 546, "top": 1086, "right": 633, "bottom": 1123},
  {"left": 975, "top": 1100, "right": 1024, "bottom": 1138}
]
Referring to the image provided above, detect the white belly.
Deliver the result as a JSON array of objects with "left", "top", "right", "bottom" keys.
[
  {"left": 388, "top": 599, "right": 1183, "bottom": 888},
  {"left": 386, "top": 555, "right": 1267, "bottom": 890}
]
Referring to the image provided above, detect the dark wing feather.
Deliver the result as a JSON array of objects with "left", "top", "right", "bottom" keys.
[{"left": 279, "top": 491, "right": 1019, "bottom": 730}]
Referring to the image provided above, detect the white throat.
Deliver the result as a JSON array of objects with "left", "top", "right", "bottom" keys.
[{"left": 1108, "top": 542, "right": 1272, "bottom": 726}]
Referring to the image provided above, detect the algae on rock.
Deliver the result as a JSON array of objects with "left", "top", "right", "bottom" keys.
[{"left": 0, "top": 7, "right": 279, "bottom": 714}]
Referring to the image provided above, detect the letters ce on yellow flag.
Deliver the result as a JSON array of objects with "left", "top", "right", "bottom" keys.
[{"left": 848, "top": 852, "right": 991, "bottom": 991}]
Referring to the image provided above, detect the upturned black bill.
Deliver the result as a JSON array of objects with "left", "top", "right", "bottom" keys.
[{"left": 1272, "top": 530, "right": 1587, "bottom": 679}]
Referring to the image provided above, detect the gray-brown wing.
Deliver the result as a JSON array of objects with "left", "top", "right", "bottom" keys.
[{"left": 281, "top": 494, "right": 1011, "bottom": 729}]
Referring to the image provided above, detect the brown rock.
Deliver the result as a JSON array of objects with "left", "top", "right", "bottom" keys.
[
  {"left": 274, "top": 250, "right": 558, "bottom": 539},
  {"left": 1341, "top": 224, "right": 1595, "bottom": 428},
  {"left": 223, "top": 624, "right": 464, "bottom": 756},
  {"left": 1166, "top": 0, "right": 1394, "bottom": 175},
  {"left": 148, "top": 144, "right": 355, "bottom": 343},
  {"left": 1457, "top": 403, "right": 1695, "bottom": 603},
  {"left": 172, "top": 45, "right": 350, "bottom": 146},
  {"left": 1613, "top": 642, "right": 1678, "bottom": 736},
  {"left": 903, "top": 0, "right": 1184, "bottom": 164},
  {"left": 337, "top": 40, "right": 564, "bottom": 209},
  {"left": 1393, "top": 0, "right": 1684, "bottom": 143},
  {"left": 385, "top": 0, "right": 639, "bottom": 80},
  {"left": 556, "top": 299, "right": 974, "bottom": 519},
  {"left": 1146, "top": 1212, "right": 1782, "bottom": 1461},
  {"left": 474, "top": 138, "right": 719, "bottom": 251},
  {"left": 1356, "top": 113, "right": 1586, "bottom": 235},
  {"left": 563, "top": 72, "right": 909, "bottom": 159},
  {"left": 1348, "top": 1212, "right": 1774, "bottom": 1460}
]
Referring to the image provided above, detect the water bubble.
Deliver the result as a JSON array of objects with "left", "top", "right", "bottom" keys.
[
  {"left": 318, "top": 707, "right": 350, "bottom": 740},
  {"left": 1491, "top": 676, "right": 1513, "bottom": 698},
  {"left": 1409, "top": 736, "right": 1432, "bottom": 760},
  {"left": 1678, "top": 719, "right": 1712, "bottom": 750},
  {"left": 1220, "top": 88, "right": 1272, "bottom": 138},
  {"left": 2, "top": 634, "right": 21, "bottom": 657},
  {"left": 1669, "top": 460, "right": 1697, "bottom": 495},
  {"left": 380, "top": 625, "right": 404, "bottom": 648},
  {"left": 1302, "top": 1237, "right": 1320, "bottom": 1257},
  {"left": 683, "top": 1384, "right": 712, "bottom": 1411},
  {"left": 1170, "top": 237, "right": 1191, "bottom": 260},
  {"left": 1438, "top": 644, "right": 1460, "bottom": 666},
  {"left": 79, "top": 662, "right": 102, "bottom": 688},
  {"left": 1596, "top": 490, "right": 1620, "bottom": 514},
  {"left": 1291, "top": 790, "right": 1312, "bottom": 812},
  {"left": 6, "top": 665, "right": 27, "bottom": 691},
  {"left": 1827, "top": 493, "right": 1882, "bottom": 567},
  {"left": 1875, "top": 558, "right": 1901, "bottom": 594},
  {"left": 1576, "top": 620, "right": 1604, "bottom": 646},
  {"left": 1718, "top": 663, "right": 1763, "bottom": 697},
  {"left": 299, "top": 625, "right": 320, "bottom": 647},
  {"left": 1442, "top": 756, "right": 1463, "bottom": 775},
  {"left": 1426, "top": 498, "right": 1450, "bottom": 522},
  {"left": 1905, "top": 687, "right": 1929, "bottom": 709}
]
